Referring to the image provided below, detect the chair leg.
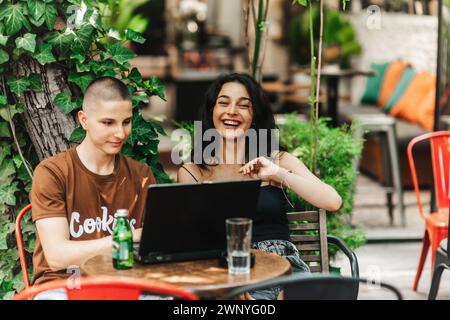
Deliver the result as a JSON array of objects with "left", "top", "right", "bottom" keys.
[
  {"left": 431, "top": 240, "right": 440, "bottom": 276},
  {"left": 428, "top": 264, "right": 450, "bottom": 300},
  {"left": 386, "top": 124, "right": 405, "bottom": 227},
  {"left": 386, "top": 192, "right": 394, "bottom": 226},
  {"left": 413, "top": 231, "right": 430, "bottom": 291}
]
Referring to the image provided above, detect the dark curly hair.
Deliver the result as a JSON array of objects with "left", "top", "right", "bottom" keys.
[{"left": 191, "top": 73, "right": 285, "bottom": 170}]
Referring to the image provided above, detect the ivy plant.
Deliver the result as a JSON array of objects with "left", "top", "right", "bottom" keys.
[{"left": 0, "top": 0, "right": 171, "bottom": 299}]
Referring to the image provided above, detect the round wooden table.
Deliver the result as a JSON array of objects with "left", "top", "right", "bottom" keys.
[{"left": 81, "top": 249, "right": 291, "bottom": 298}]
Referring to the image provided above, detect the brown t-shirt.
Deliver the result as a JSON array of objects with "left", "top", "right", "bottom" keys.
[{"left": 31, "top": 148, "right": 155, "bottom": 285}]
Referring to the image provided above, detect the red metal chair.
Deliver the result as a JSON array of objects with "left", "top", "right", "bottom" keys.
[
  {"left": 14, "top": 276, "right": 199, "bottom": 300},
  {"left": 15, "top": 204, "right": 32, "bottom": 289},
  {"left": 408, "top": 131, "right": 450, "bottom": 291}
]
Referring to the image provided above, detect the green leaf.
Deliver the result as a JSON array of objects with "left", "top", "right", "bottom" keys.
[
  {"left": 132, "top": 93, "right": 149, "bottom": 107},
  {"left": 90, "top": 60, "right": 118, "bottom": 77},
  {"left": 0, "top": 182, "right": 19, "bottom": 206},
  {"left": 6, "top": 77, "right": 30, "bottom": 96},
  {"left": 12, "top": 154, "right": 22, "bottom": 169},
  {"left": 0, "top": 49, "right": 8, "bottom": 64},
  {"left": 107, "top": 42, "right": 136, "bottom": 66},
  {"left": 43, "top": 3, "right": 57, "bottom": 30},
  {"left": 11, "top": 272, "right": 25, "bottom": 292},
  {"left": 12, "top": 47, "right": 24, "bottom": 60},
  {"left": 70, "top": 45, "right": 85, "bottom": 63},
  {"left": 0, "top": 95, "right": 6, "bottom": 106},
  {"left": 28, "top": 0, "right": 46, "bottom": 21},
  {"left": 292, "top": 0, "right": 308, "bottom": 6},
  {"left": 143, "top": 76, "right": 166, "bottom": 101},
  {"left": 16, "top": 33, "right": 37, "bottom": 53},
  {"left": 33, "top": 43, "right": 56, "bottom": 65},
  {"left": 29, "top": 14, "right": 46, "bottom": 28},
  {"left": 76, "top": 61, "right": 90, "bottom": 72},
  {"left": 0, "top": 122, "right": 9, "bottom": 138},
  {"left": 70, "top": 126, "right": 86, "bottom": 143},
  {"left": 0, "top": 103, "right": 24, "bottom": 121},
  {"left": 0, "top": 34, "right": 8, "bottom": 46},
  {"left": 128, "top": 67, "right": 142, "bottom": 83},
  {"left": 0, "top": 160, "right": 15, "bottom": 185},
  {"left": 28, "top": 74, "right": 42, "bottom": 92},
  {"left": 0, "top": 145, "right": 11, "bottom": 165},
  {"left": 68, "top": 72, "right": 94, "bottom": 92},
  {"left": 73, "top": 24, "right": 94, "bottom": 52},
  {"left": 124, "top": 29, "right": 146, "bottom": 44},
  {"left": 47, "top": 31, "right": 75, "bottom": 54},
  {"left": 0, "top": 3, "right": 28, "bottom": 35},
  {"left": 53, "top": 92, "right": 78, "bottom": 113}
]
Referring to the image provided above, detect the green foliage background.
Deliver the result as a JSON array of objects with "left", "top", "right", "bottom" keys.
[
  {"left": 279, "top": 114, "right": 366, "bottom": 260},
  {"left": 0, "top": 0, "right": 170, "bottom": 299}
]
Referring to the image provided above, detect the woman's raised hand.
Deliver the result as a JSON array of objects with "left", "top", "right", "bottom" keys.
[{"left": 239, "top": 157, "right": 286, "bottom": 183}]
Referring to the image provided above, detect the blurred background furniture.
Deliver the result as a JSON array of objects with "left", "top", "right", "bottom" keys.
[{"left": 352, "top": 115, "right": 405, "bottom": 226}]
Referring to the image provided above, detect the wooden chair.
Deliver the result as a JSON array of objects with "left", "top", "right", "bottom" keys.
[{"left": 287, "top": 209, "right": 359, "bottom": 277}]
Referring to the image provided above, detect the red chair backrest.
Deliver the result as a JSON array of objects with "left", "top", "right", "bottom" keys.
[
  {"left": 407, "top": 131, "right": 450, "bottom": 217},
  {"left": 15, "top": 204, "right": 32, "bottom": 289},
  {"left": 14, "top": 276, "right": 199, "bottom": 300}
]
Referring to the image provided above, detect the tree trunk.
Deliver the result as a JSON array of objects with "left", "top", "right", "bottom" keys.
[{"left": 12, "top": 56, "right": 78, "bottom": 161}]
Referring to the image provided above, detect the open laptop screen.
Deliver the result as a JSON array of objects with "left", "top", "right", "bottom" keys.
[{"left": 138, "top": 179, "right": 261, "bottom": 259}]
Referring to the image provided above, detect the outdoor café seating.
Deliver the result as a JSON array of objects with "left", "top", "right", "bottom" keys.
[
  {"left": 3, "top": 0, "right": 450, "bottom": 306},
  {"left": 14, "top": 276, "right": 199, "bottom": 300},
  {"left": 408, "top": 132, "right": 450, "bottom": 292},
  {"left": 225, "top": 273, "right": 403, "bottom": 300}
]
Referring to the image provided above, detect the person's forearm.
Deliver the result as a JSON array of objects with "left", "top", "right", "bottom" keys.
[
  {"left": 274, "top": 169, "right": 342, "bottom": 212},
  {"left": 46, "top": 236, "right": 112, "bottom": 271}
]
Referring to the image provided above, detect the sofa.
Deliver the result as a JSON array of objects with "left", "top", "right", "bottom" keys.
[{"left": 339, "top": 60, "right": 435, "bottom": 189}]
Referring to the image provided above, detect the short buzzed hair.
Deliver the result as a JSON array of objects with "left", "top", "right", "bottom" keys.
[{"left": 82, "top": 76, "right": 131, "bottom": 112}]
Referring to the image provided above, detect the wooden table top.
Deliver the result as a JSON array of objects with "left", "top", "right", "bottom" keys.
[{"left": 81, "top": 249, "right": 291, "bottom": 298}]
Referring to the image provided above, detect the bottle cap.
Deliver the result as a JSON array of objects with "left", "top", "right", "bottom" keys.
[{"left": 115, "top": 209, "right": 129, "bottom": 218}]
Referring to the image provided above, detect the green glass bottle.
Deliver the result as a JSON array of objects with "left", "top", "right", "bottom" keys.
[{"left": 112, "top": 209, "right": 134, "bottom": 269}]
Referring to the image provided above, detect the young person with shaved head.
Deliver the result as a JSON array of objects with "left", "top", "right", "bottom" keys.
[{"left": 30, "top": 77, "right": 156, "bottom": 297}]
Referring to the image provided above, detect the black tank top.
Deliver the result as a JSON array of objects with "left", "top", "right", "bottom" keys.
[{"left": 180, "top": 166, "right": 290, "bottom": 242}]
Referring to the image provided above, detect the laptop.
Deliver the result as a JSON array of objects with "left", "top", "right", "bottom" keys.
[{"left": 135, "top": 179, "right": 261, "bottom": 264}]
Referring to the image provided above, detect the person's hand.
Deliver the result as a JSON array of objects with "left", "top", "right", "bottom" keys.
[
  {"left": 133, "top": 228, "right": 143, "bottom": 243},
  {"left": 239, "top": 157, "right": 286, "bottom": 183}
]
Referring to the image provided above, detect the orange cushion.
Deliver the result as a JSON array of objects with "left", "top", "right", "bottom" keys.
[
  {"left": 389, "top": 71, "right": 436, "bottom": 125},
  {"left": 377, "top": 61, "right": 409, "bottom": 107},
  {"left": 416, "top": 86, "right": 436, "bottom": 131}
]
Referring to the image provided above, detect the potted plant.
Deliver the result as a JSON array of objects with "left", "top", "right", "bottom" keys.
[{"left": 288, "top": 5, "right": 362, "bottom": 68}]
